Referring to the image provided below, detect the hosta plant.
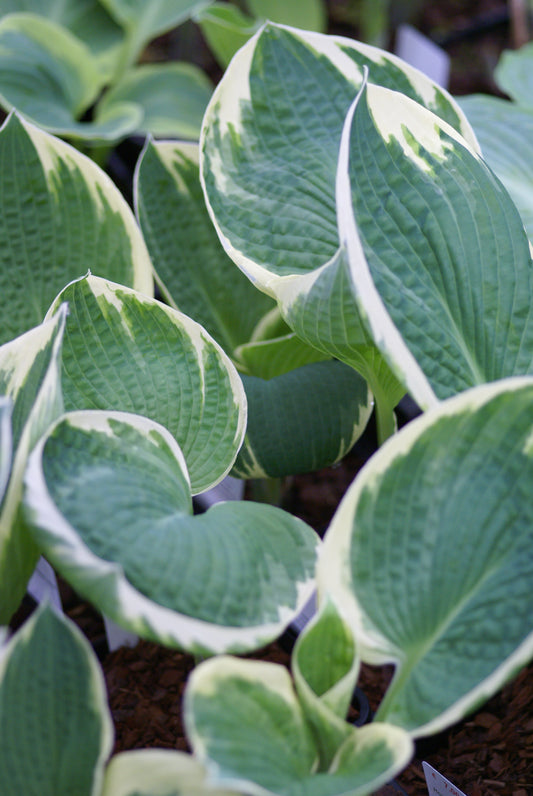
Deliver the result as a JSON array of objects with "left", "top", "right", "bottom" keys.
[
  {"left": 200, "top": 23, "right": 533, "bottom": 441},
  {"left": 134, "top": 138, "right": 373, "bottom": 479},
  {"left": 0, "top": 0, "right": 214, "bottom": 145},
  {"left": 458, "top": 40, "right": 533, "bottom": 239}
]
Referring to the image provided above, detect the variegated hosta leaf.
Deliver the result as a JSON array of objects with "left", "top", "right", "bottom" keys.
[
  {"left": 292, "top": 597, "right": 360, "bottom": 768},
  {"left": 24, "top": 410, "right": 319, "bottom": 654},
  {"left": 201, "top": 23, "right": 475, "bottom": 294},
  {"left": 494, "top": 42, "right": 533, "bottom": 107},
  {"left": 0, "top": 603, "right": 113, "bottom": 796},
  {"left": 0, "top": 13, "right": 140, "bottom": 140},
  {"left": 337, "top": 79, "right": 533, "bottom": 407},
  {"left": 97, "top": 63, "right": 213, "bottom": 139},
  {"left": 185, "top": 655, "right": 412, "bottom": 796},
  {"left": 47, "top": 274, "right": 245, "bottom": 494},
  {"left": 200, "top": 24, "right": 474, "bottom": 435},
  {"left": 135, "top": 139, "right": 274, "bottom": 355},
  {"left": 0, "top": 112, "right": 153, "bottom": 346},
  {"left": 102, "top": 749, "right": 241, "bottom": 796},
  {"left": 318, "top": 377, "right": 533, "bottom": 737},
  {"left": 458, "top": 95, "right": 533, "bottom": 241},
  {"left": 0, "top": 307, "right": 66, "bottom": 624},
  {"left": 0, "top": 1, "right": 124, "bottom": 79},
  {"left": 233, "top": 361, "right": 372, "bottom": 479}
]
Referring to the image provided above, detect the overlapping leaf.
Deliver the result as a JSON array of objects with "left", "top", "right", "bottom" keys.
[
  {"left": 0, "top": 307, "right": 66, "bottom": 623},
  {"left": 47, "top": 274, "right": 245, "bottom": 494},
  {"left": 319, "top": 378, "right": 533, "bottom": 736},
  {"left": 24, "top": 409, "right": 319, "bottom": 654},
  {"left": 0, "top": 113, "right": 153, "bottom": 346},
  {"left": 185, "top": 652, "right": 412, "bottom": 796},
  {"left": 200, "top": 24, "right": 479, "bottom": 437}
]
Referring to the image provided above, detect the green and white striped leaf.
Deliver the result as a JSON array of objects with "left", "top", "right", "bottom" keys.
[
  {"left": 0, "top": 1, "right": 124, "bottom": 79},
  {"left": 135, "top": 139, "right": 274, "bottom": 355},
  {"left": 0, "top": 307, "right": 66, "bottom": 623},
  {"left": 0, "top": 13, "right": 140, "bottom": 140},
  {"left": 292, "top": 597, "right": 360, "bottom": 768},
  {"left": 47, "top": 274, "right": 245, "bottom": 494},
  {"left": 97, "top": 63, "right": 213, "bottom": 140},
  {"left": 24, "top": 410, "right": 319, "bottom": 654},
  {"left": 0, "top": 112, "right": 153, "bottom": 346},
  {"left": 185, "top": 655, "right": 412, "bottom": 796},
  {"left": 234, "top": 361, "right": 372, "bottom": 478},
  {"left": 102, "top": 749, "right": 240, "bottom": 796},
  {"left": 494, "top": 42, "right": 533, "bottom": 107},
  {"left": 200, "top": 24, "right": 475, "bottom": 436},
  {"left": 0, "top": 603, "right": 113, "bottom": 796},
  {"left": 458, "top": 95, "right": 533, "bottom": 240},
  {"left": 337, "top": 79, "right": 533, "bottom": 407},
  {"left": 318, "top": 377, "right": 533, "bottom": 737}
]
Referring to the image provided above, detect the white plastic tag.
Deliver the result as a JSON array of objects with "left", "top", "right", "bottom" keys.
[
  {"left": 27, "top": 557, "right": 62, "bottom": 610},
  {"left": 423, "top": 762, "right": 468, "bottom": 796},
  {"left": 395, "top": 24, "right": 451, "bottom": 89}
]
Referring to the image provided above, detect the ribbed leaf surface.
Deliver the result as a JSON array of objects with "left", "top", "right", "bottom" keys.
[
  {"left": 0, "top": 113, "right": 152, "bottom": 345},
  {"left": 48, "top": 275, "right": 245, "bottom": 494},
  {"left": 24, "top": 410, "right": 319, "bottom": 654},
  {"left": 319, "top": 378, "right": 533, "bottom": 736}
]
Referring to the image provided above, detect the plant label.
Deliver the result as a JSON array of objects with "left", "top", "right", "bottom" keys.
[
  {"left": 423, "top": 762, "right": 468, "bottom": 796},
  {"left": 395, "top": 25, "right": 450, "bottom": 88}
]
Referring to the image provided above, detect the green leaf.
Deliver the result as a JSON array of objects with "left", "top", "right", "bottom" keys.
[
  {"left": 102, "top": 749, "right": 240, "bottom": 796},
  {"left": 200, "top": 24, "right": 473, "bottom": 436},
  {"left": 185, "top": 655, "right": 413, "bottom": 796},
  {"left": 196, "top": 3, "right": 259, "bottom": 69},
  {"left": 233, "top": 361, "right": 372, "bottom": 478},
  {"left": 458, "top": 95, "right": 533, "bottom": 240},
  {"left": 337, "top": 78, "right": 533, "bottom": 406},
  {"left": 0, "top": 112, "right": 153, "bottom": 346},
  {"left": 494, "top": 42, "right": 533, "bottom": 107},
  {"left": 319, "top": 377, "right": 533, "bottom": 736},
  {"left": 135, "top": 139, "right": 274, "bottom": 355},
  {"left": 24, "top": 410, "right": 319, "bottom": 654},
  {"left": 97, "top": 63, "right": 213, "bottom": 139},
  {"left": 0, "top": 307, "right": 66, "bottom": 623},
  {"left": 0, "top": 603, "right": 113, "bottom": 796},
  {"left": 47, "top": 274, "right": 245, "bottom": 494},
  {"left": 0, "top": 12, "right": 139, "bottom": 140},
  {"left": 292, "top": 598, "right": 359, "bottom": 768},
  {"left": 246, "top": 0, "right": 327, "bottom": 32},
  {"left": 0, "top": 0, "right": 125, "bottom": 80}
]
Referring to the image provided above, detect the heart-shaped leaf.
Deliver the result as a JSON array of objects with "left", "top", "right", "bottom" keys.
[
  {"left": 0, "top": 603, "right": 113, "bottom": 796},
  {"left": 47, "top": 274, "right": 245, "bottom": 494},
  {"left": 24, "top": 409, "right": 319, "bottom": 654},
  {"left": 0, "top": 307, "right": 66, "bottom": 623},
  {"left": 0, "top": 113, "right": 153, "bottom": 346},
  {"left": 494, "top": 42, "right": 533, "bottom": 107},
  {"left": 319, "top": 377, "right": 533, "bottom": 736}
]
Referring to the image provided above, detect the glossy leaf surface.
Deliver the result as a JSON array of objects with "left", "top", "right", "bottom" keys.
[{"left": 319, "top": 378, "right": 533, "bottom": 736}]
